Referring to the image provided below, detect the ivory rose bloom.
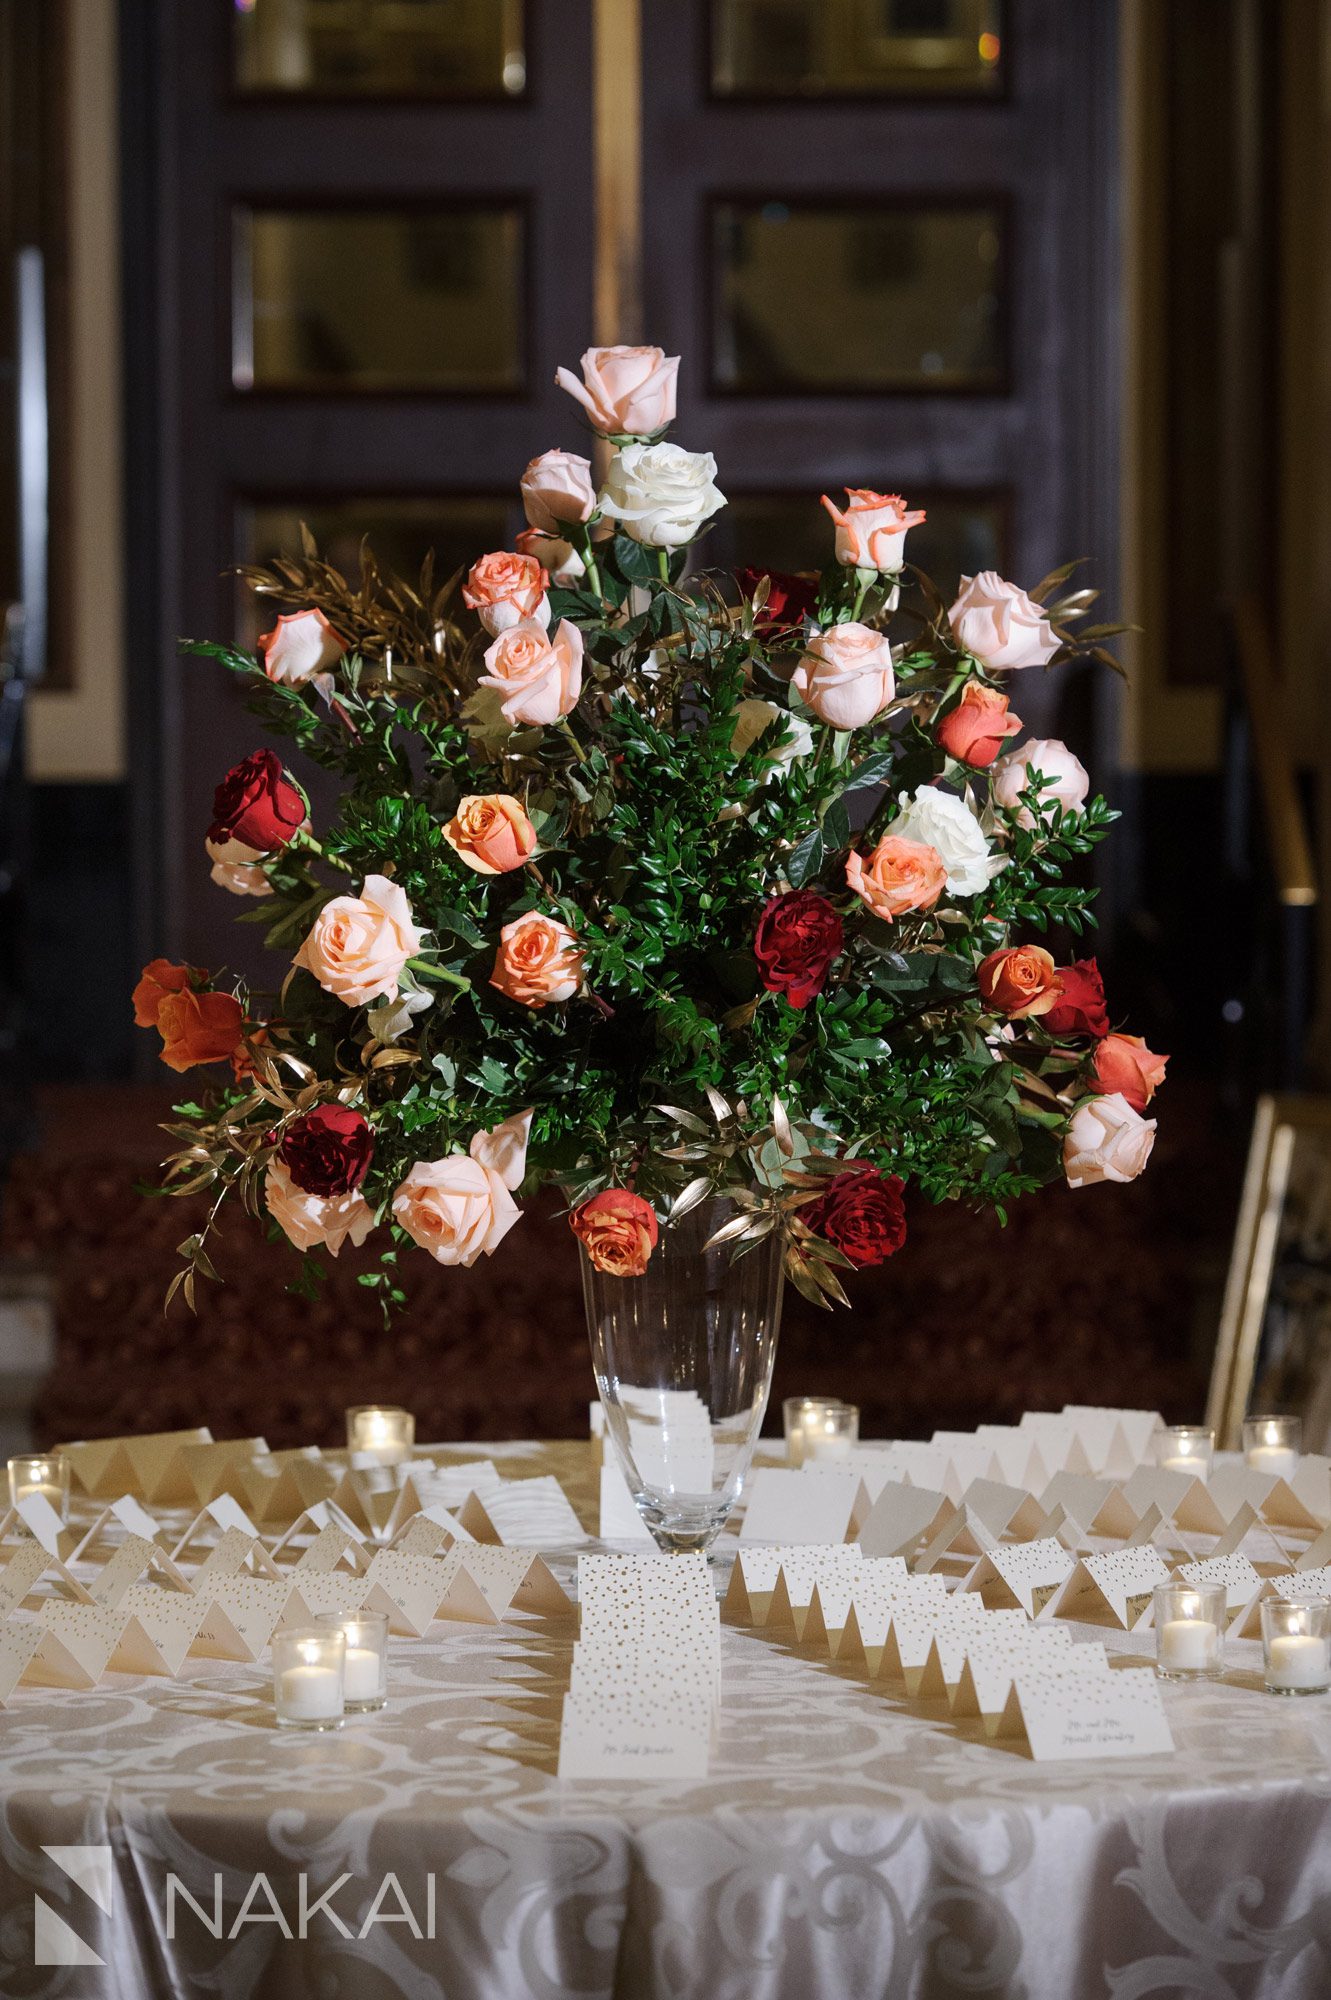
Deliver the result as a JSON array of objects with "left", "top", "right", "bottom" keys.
[
  {"left": 991, "top": 738, "right": 1090, "bottom": 826},
  {"left": 821, "top": 489, "right": 926, "bottom": 571},
  {"left": 791, "top": 622, "right": 895, "bottom": 731},
  {"left": 948, "top": 572, "right": 1060, "bottom": 671},
  {"left": 599, "top": 443, "right": 725, "bottom": 549},
  {"left": 265, "top": 1158, "right": 375, "bottom": 1258},
  {"left": 490, "top": 911, "right": 584, "bottom": 1008},
  {"left": 444, "top": 794, "right": 537, "bottom": 876},
  {"left": 294, "top": 873, "right": 424, "bottom": 1007},
  {"left": 520, "top": 451, "right": 597, "bottom": 535},
  {"left": 936, "top": 683, "right": 1023, "bottom": 768},
  {"left": 570, "top": 1189, "right": 659, "bottom": 1276},
  {"left": 392, "top": 1110, "right": 532, "bottom": 1268},
  {"left": 845, "top": 835, "right": 946, "bottom": 922},
  {"left": 555, "top": 345, "right": 679, "bottom": 436},
  {"left": 205, "top": 834, "right": 272, "bottom": 898},
  {"left": 516, "top": 528, "right": 584, "bottom": 586},
  {"left": 1063, "top": 1092, "right": 1156, "bottom": 1188},
  {"left": 730, "top": 697, "right": 814, "bottom": 767},
  {"left": 887, "top": 786, "right": 999, "bottom": 898},
  {"left": 257, "top": 608, "right": 348, "bottom": 686},
  {"left": 977, "top": 944, "right": 1063, "bottom": 1019},
  {"left": 462, "top": 551, "right": 550, "bottom": 636},
  {"left": 1093, "top": 1033, "right": 1169, "bottom": 1113},
  {"left": 480, "top": 618, "right": 584, "bottom": 726}
]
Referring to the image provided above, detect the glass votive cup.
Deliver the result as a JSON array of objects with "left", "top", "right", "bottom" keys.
[
  {"left": 1153, "top": 1582, "right": 1225, "bottom": 1680},
  {"left": 783, "top": 1398, "right": 858, "bottom": 1467},
  {"left": 345, "top": 1405, "right": 415, "bottom": 1467},
  {"left": 7, "top": 1452, "right": 70, "bottom": 1523},
  {"left": 1261, "top": 1598, "right": 1331, "bottom": 1696},
  {"left": 1152, "top": 1425, "right": 1214, "bottom": 1481},
  {"left": 272, "top": 1625, "right": 346, "bottom": 1731},
  {"left": 315, "top": 1610, "right": 388, "bottom": 1713},
  {"left": 1243, "top": 1415, "right": 1302, "bottom": 1481}
]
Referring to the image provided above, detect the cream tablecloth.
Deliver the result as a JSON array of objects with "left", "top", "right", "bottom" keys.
[{"left": 1, "top": 1441, "right": 1329, "bottom": 2000}]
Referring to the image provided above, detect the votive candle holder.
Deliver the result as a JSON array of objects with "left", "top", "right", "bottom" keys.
[
  {"left": 784, "top": 1398, "right": 859, "bottom": 1467},
  {"left": 7, "top": 1452, "right": 70, "bottom": 1523},
  {"left": 1152, "top": 1425, "right": 1214, "bottom": 1481},
  {"left": 315, "top": 1609, "right": 388, "bottom": 1713},
  {"left": 1261, "top": 1598, "right": 1331, "bottom": 1695},
  {"left": 1153, "top": 1582, "right": 1225, "bottom": 1680},
  {"left": 346, "top": 1405, "right": 415, "bottom": 1466},
  {"left": 1243, "top": 1415, "right": 1302, "bottom": 1482},
  {"left": 273, "top": 1625, "right": 346, "bottom": 1731}
]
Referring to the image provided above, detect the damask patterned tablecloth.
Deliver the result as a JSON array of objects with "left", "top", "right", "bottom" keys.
[{"left": 1, "top": 1441, "right": 1329, "bottom": 2000}]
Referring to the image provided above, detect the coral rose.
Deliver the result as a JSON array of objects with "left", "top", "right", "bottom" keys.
[
  {"left": 155, "top": 985, "right": 245, "bottom": 1073},
  {"left": 1093, "top": 1033, "right": 1168, "bottom": 1113},
  {"left": 133, "top": 958, "right": 193, "bottom": 1030},
  {"left": 555, "top": 345, "right": 679, "bottom": 437},
  {"left": 990, "top": 738, "right": 1090, "bottom": 826},
  {"left": 754, "top": 891, "right": 844, "bottom": 1009},
  {"left": 265, "top": 1159, "right": 375, "bottom": 1258},
  {"left": 257, "top": 608, "right": 348, "bottom": 686},
  {"left": 519, "top": 450, "right": 598, "bottom": 535},
  {"left": 936, "top": 683, "right": 1023, "bottom": 768},
  {"left": 462, "top": 551, "right": 550, "bottom": 637},
  {"left": 803, "top": 1166, "right": 907, "bottom": 1268},
  {"left": 479, "top": 618, "right": 584, "bottom": 726},
  {"left": 280, "top": 1103, "right": 374, "bottom": 1197},
  {"left": 294, "top": 874, "right": 423, "bottom": 1007},
  {"left": 444, "top": 794, "right": 537, "bottom": 876},
  {"left": 791, "top": 622, "right": 896, "bottom": 731},
  {"left": 948, "top": 572, "right": 1060, "bottom": 671},
  {"left": 1044, "top": 958, "right": 1111, "bottom": 1038},
  {"left": 490, "top": 911, "right": 584, "bottom": 1008},
  {"left": 977, "top": 944, "right": 1063, "bottom": 1019},
  {"left": 570, "top": 1189, "right": 659, "bottom": 1276},
  {"left": 1063, "top": 1093, "right": 1156, "bottom": 1188},
  {"left": 845, "top": 836, "right": 946, "bottom": 923},
  {"left": 820, "top": 489, "right": 925, "bottom": 571},
  {"left": 392, "top": 1110, "right": 532, "bottom": 1268},
  {"left": 209, "top": 748, "right": 307, "bottom": 851}
]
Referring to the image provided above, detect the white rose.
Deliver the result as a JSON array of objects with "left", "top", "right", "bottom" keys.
[
  {"left": 887, "top": 785, "right": 1000, "bottom": 899},
  {"left": 367, "top": 985, "right": 433, "bottom": 1046},
  {"left": 948, "top": 572, "right": 1061, "bottom": 671},
  {"left": 257, "top": 609, "right": 348, "bottom": 686},
  {"left": 730, "top": 698, "right": 814, "bottom": 767},
  {"left": 990, "top": 738, "right": 1090, "bottom": 827},
  {"left": 1063, "top": 1093, "right": 1156, "bottom": 1188},
  {"left": 599, "top": 443, "right": 725, "bottom": 549}
]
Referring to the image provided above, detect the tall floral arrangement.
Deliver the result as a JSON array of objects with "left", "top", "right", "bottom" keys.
[{"left": 138, "top": 343, "right": 1164, "bottom": 1311}]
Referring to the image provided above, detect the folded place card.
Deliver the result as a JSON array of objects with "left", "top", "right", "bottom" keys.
[
  {"left": 739, "top": 1469, "right": 858, "bottom": 1546},
  {"left": 879, "top": 1594, "right": 988, "bottom": 1693},
  {"left": 950, "top": 1624, "right": 1076, "bottom": 1730},
  {"left": 89, "top": 1536, "right": 190, "bottom": 1612},
  {"left": 110, "top": 1581, "right": 211, "bottom": 1677},
  {"left": 190, "top": 1576, "right": 295, "bottom": 1662},
  {"left": 388, "top": 1508, "right": 476, "bottom": 1559},
  {"left": 355, "top": 1549, "right": 471, "bottom": 1636},
  {"left": 870, "top": 1441, "right": 956, "bottom": 1495},
  {"left": 1206, "top": 1465, "right": 1323, "bottom": 1536},
  {"left": 721, "top": 1546, "right": 786, "bottom": 1625},
  {"left": 174, "top": 1439, "right": 269, "bottom": 1508},
  {"left": 1291, "top": 1456, "right": 1331, "bottom": 1523},
  {"left": 918, "top": 1608, "right": 1029, "bottom": 1699},
  {"left": 838, "top": 1573, "right": 945, "bottom": 1669},
  {"left": 292, "top": 1522, "right": 371, "bottom": 1576},
  {"left": 1048, "top": 1546, "right": 1171, "bottom": 1630},
  {"left": 27, "top": 1600, "right": 132, "bottom": 1689},
  {"left": 171, "top": 1498, "right": 265, "bottom": 1567},
  {"left": 999, "top": 1663, "right": 1174, "bottom": 1761},
  {"left": 560, "top": 1551, "right": 720, "bottom": 1780},
  {"left": 122, "top": 1431, "right": 220, "bottom": 1507},
  {"left": 0, "top": 1536, "right": 89, "bottom": 1617},
  {"left": 1175, "top": 1553, "right": 1264, "bottom": 1626},
  {"left": 10, "top": 1495, "right": 70, "bottom": 1559},
  {"left": 965, "top": 1538, "right": 1076, "bottom": 1618},
  {"left": 857, "top": 1482, "right": 952, "bottom": 1561},
  {"left": 931, "top": 1433, "right": 1003, "bottom": 1486},
  {"left": 599, "top": 1465, "right": 654, "bottom": 1543},
  {"left": 1120, "top": 1468, "right": 1227, "bottom": 1537},
  {"left": 1294, "top": 1525, "right": 1331, "bottom": 1573},
  {"left": 57, "top": 1429, "right": 214, "bottom": 1500},
  {"left": 239, "top": 1449, "right": 336, "bottom": 1522},
  {"left": 1038, "top": 1473, "right": 1141, "bottom": 1543},
  {"left": 976, "top": 1426, "right": 1050, "bottom": 1493},
  {"left": 457, "top": 1547, "right": 573, "bottom": 1620},
  {"left": 1062, "top": 1405, "right": 1162, "bottom": 1472},
  {"left": 1019, "top": 1415, "right": 1095, "bottom": 1477},
  {"left": 189, "top": 1527, "right": 284, "bottom": 1588},
  {"left": 762, "top": 1547, "right": 865, "bottom": 1639},
  {"left": 0, "top": 1625, "right": 42, "bottom": 1704},
  {"left": 268, "top": 1501, "right": 365, "bottom": 1561},
  {"left": 913, "top": 1505, "right": 995, "bottom": 1581},
  {"left": 474, "top": 1476, "right": 586, "bottom": 1548},
  {"left": 801, "top": 1557, "right": 908, "bottom": 1652}
]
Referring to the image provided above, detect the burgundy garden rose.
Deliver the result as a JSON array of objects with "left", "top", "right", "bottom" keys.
[
  {"left": 279, "top": 1103, "right": 374, "bottom": 1197},
  {"left": 754, "top": 891, "right": 844, "bottom": 1009},
  {"left": 209, "top": 749, "right": 307, "bottom": 852},
  {"left": 803, "top": 1166, "right": 907, "bottom": 1269},
  {"left": 737, "top": 567, "right": 819, "bottom": 634},
  {"left": 1043, "top": 957, "right": 1111, "bottom": 1039}
]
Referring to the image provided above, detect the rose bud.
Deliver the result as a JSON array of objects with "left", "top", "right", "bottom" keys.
[
  {"left": 990, "top": 738, "right": 1090, "bottom": 826},
  {"left": 791, "top": 622, "right": 896, "bottom": 731},
  {"left": 519, "top": 450, "right": 598, "bottom": 536},
  {"left": 490, "top": 911, "right": 584, "bottom": 1008},
  {"left": 1043, "top": 958, "right": 1111, "bottom": 1038},
  {"left": 570, "top": 1189, "right": 660, "bottom": 1276},
  {"left": 948, "top": 572, "right": 1060, "bottom": 671},
  {"left": 132, "top": 958, "right": 196, "bottom": 1031},
  {"left": 1092, "top": 1033, "right": 1168, "bottom": 1113},
  {"left": 754, "top": 891, "right": 844, "bottom": 1009},
  {"left": 737, "top": 567, "right": 819, "bottom": 634},
  {"left": 444, "top": 794, "right": 537, "bottom": 876},
  {"left": 820, "top": 489, "right": 925, "bottom": 571},
  {"left": 516, "top": 527, "right": 585, "bottom": 587},
  {"left": 803, "top": 1166, "right": 907, "bottom": 1268},
  {"left": 209, "top": 748, "right": 307, "bottom": 852},
  {"left": 479, "top": 618, "right": 584, "bottom": 726},
  {"left": 279, "top": 1103, "right": 375, "bottom": 1198},
  {"left": 555, "top": 345, "right": 679, "bottom": 437},
  {"left": 463, "top": 551, "right": 550, "bottom": 637},
  {"left": 1063, "top": 1092, "right": 1156, "bottom": 1188},
  {"left": 977, "top": 944, "right": 1063, "bottom": 1019},
  {"left": 936, "top": 682, "right": 1023, "bottom": 769},
  {"left": 845, "top": 836, "right": 946, "bottom": 923},
  {"left": 257, "top": 608, "right": 348, "bottom": 686}
]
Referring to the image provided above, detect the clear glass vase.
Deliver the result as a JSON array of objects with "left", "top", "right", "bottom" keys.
[{"left": 580, "top": 1197, "right": 784, "bottom": 1554}]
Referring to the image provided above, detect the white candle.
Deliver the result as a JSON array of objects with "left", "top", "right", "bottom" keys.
[
  {"left": 1267, "top": 1633, "right": 1329, "bottom": 1690},
  {"left": 1160, "top": 1618, "right": 1219, "bottom": 1672},
  {"left": 1161, "top": 1455, "right": 1205, "bottom": 1478},
  {"left": 1247, "top": 1444, "right": 1298, "bottom": 1480},
  {"left": 343, "top": 1646, "right": 381, "bottom": 1703},
  {"left": 278, "top": 1663, "right": 343, "bottom": 1721},
  {"left": 809, "top": 1434, "right": 851, "bottom": 1463},
  {"left": 16, "top": 1481, "right": 64, "bottom": 1510}
]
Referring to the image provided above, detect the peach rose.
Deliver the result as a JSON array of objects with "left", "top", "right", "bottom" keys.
[
  {"left": 205, "top": 834, "right": 272, "bottom": 898},
  {"left": 490, "top": 911, "right": 584, "bottom": 1008},
  {"left": 257, "top": 608, "right": 348, "bottom": 686},
  {"left": 519, "top": 450, "right": 598, "bottom": 535},
  {"left": 479, "top": 618, "right": 584, "bottom": 726},
  {"left": 821, "top": 489, "right": 926, "bottom": 571},
  {"left": 977, "top": 944, "right": 1063, "bottom": 1019},
  {"left": 948, "top": 572, "right": 1060, "bottom": 671},
  {"left": 1063, "top": 1093, "right": 1156, "bottom": 1188},
  {"left": 570, "top": 1189, "right": 659, "bottom": 1276},
  {"left": 133, "top": 958, "right": 193, "bottom": 1029},
  {"left": 516, "top": 528, "right": 585, "bottom": 587},
  {"left": 990, "top": 738, "right": 1089, "bottom": 826},
  {"left": 845, "top": 836, "right": 947, "bottom": 922},
  {"left": 293, "top": 873, "right": 424, "bottom": 1007},
  {"left": 1093, "top": 1033, "right": 1168, "bottom": 1113},
  {"left": 462, "top": 551, "right": 550, "bottom": 637},
  {"left": 791, "top": 622, "right": 896, "bottom": 731},
  {"left": 265, "top": 1159, "right": 375, "bottom": 1258},
  {"left": 392, "top": 1109, "right": 532, "bottom": 1267},
  {"left": 555, "top": 345, "right": 679, "bottom": 437},
  {"left": 444, "top": 794, "right": 537, "bottom": 876},
  {"left": 155, "top": 985, "right": 245, "bottom": 1073},
  {"left": 936, "top": 682, "right": 1023, "bottom": 768}
]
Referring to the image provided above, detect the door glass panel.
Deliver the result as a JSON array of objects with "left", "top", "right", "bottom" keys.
[
  {"left": 235, "top": 0, "right": 526, "bottom": 99},
  {"left": 710, "top": 492, "right": 1006, "bottom": 593},
  {"left": 712, "top": 0, "right": 1002, "bottom": 98},
  {"left": 712, "top": 202, "right": 1004, "bottom": 393},
  {"left": 234, "top": 207, "right": 525, "bottom": 392}
]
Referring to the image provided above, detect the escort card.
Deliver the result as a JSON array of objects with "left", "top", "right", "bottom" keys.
[
  {"left": 838, "top": 1573, "right": 945, "bottom": 1670},
  {"left": 239, "top": 1448, "right": 337, "bottom": 1522},
  {"left": 26, "top": 1600, "right": 132, "bottom": 1689},
  {"left": 1120, "top": 1468, "right": 1227, "bottom": 1537},
  {"left": 1018, "top": 1414, "right": 1096, "bottom": 1477},
  {"left": 0, "top": 1536, "right": 89, "bottom": 1618},
  {"left": 801, "top": 1558, "right": 908, "bottom": 1652},
  {"left": 949, "top": 1624, "right": 1076, "bottom": 1732},
  {"left": 917, "top": 1608, "right": 1029, "bottom": 1699},
  {"left": 999, "top": 1663, "right": 1174, "bottom": 1761},
  {"left": 57, "top": 1428, "right": 213, "bottom": 1500},
  {"left": 110, "top": 1581, "right": 211, "bottom": 1677},
  {"left": 388, "top": 1508, "right": 476, "bottom": 1559},
  {"left": 456, "top": 1547, "right": 573, "bottom": 1620},
  {"left": 1291, "top": 1455, "right": 1331, "bottom": 1523},
  {"left": 764, "top": 1547, "right": 865, "bottom": 1641},
  {"left": 965, "top": 1538, "right": 1076, "bottom": 1618},
  {"left": 1063, "top": 1405, "right": 1162, "bottom": 1470},
  {"left": 292, "top": 1521, "right": 371, "bottom": 1576},
  {"left": 175, "top": 1439, "right": 270, "bottom": 1508},
  {"left": 976, "top": 1426, "right": 1050, "bottom": 1493},
  {"left": 1038, "top": 1474, "right": 1141, "bottom": 1542},
  {"left": 558, "top": 1690, "right": 712, "bottom": 1781},
  {"left": 1294, "top": 1524, "right": 1331, "bottom": 1572},
  {"left": 560, "top": 1551, "right": 720, "bottom": 1780},
  {"left": 913, "top": 1505, "right": 995, "bottom": 1581},
  {"left": 1048, "top": 1546, "right": 1171, "bottom": 1630},
  {"left": 89, "top": 1536, "right": 190, "bottom": 1612},
  {"left": 879, "top": 1593, "right": 988, "bottom": 1694},
  {"left": 190, "top": 1576, "right": 294, "bottom": 1663},
  {"left": 1175, "top": 1553, "right": 1264, "bottom": 1626},
  {"left": 739, "top": 1469, "right": 858, "bottom": 1546},
  {"left": 857, "top": 1482, "right": 952, "bottom": 1561},
  {"left": 475, "top": 1476, "right": 586, "bottom": 1547},
  {"left": 1207, "top": 1465, "right": 1323, "bottom": 1536}
]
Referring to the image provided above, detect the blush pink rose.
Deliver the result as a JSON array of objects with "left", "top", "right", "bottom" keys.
[
  {"left": 555, "top": 345, "right": 680, "bottom": 437},
  {"left": 490, "top": 911, "right": 584, "bottom": 1008},
  {"left": 821, "top": 489, "right": 926, "bottom": 571},
  {"left": 990, "top": 738, "right": 1090, "bottom": 826},
  {"left": 948, "top": 572, "right": 1061, "bottom": 671},
  {"left": 1063, "top": 1092, "right": 1157, "bottom": 1188},
  {"left": 257, "top": 609, "right": 348, "bottom": 686},
  {"left": 392, "top": 1109, "right": 532, "bottom": 1267},
  {"left": 519, "top": 450, "right": 598, "bottom": 535},
  {"left": 479, "top": 618, "right": 584, "bottom": 726},
  {"left": 516, "top": 528, "right": 585, "bottom": 587},
  {"left": 264, "top": 1158, "right": 375, "bottom": 1258},
  {"left": 791, "top": 622, "right": 896, "bottom": 730},
  {"left": 293, "top": 873, "right": 424, "bottom": 1007},
  {"left": 462, "top": 551, "right": 550, "bottom": 636}
]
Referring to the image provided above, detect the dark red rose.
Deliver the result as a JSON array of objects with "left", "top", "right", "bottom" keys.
[
  {"left": 209, "top": 750, "right": 307, "bottom": 852},
  {"left": 279, "top": 1104, "right": 374, "bottom": 1197},
  {"left": 803, "top": 1166, "right": 907, "bottom": 1269},
  {"left": 738, "top": 567, "right": 819, "bottom": 634},
  {"left": 1043, "top": 957, "right": 1111, "bottom": 1038},
  {"left": 754, "top": 891, "right": 844, "bottom": 1009}
]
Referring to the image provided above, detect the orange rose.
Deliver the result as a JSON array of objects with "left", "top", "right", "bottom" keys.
[
  {"left": 132, "top": 958, "right": 193, "bottom": 1029},
  {"left": 845, "top": 836, "right": 946, "bottom": 922},
  {"left": 154, "top": 986, "right": 245, "bottom": 1073},
  {"left": 977, "top": 944, "right": 1063, "bottom": 1019},
  {"left": 1093, "top": 1033, "right": 1168, "bottom": 1113},
  {"left": 936, "top": 682, "right": 1023, "bottom": 768},
  {"left": 444, "top": 795, "right": 537, "bottom": 876},
  {"left": 462, "top": 551, "right": 549, "bottom": 638},
  {"left": 570, "top": 1189, "right": 659, "bottom": 1276},
  {"left": 490, "top": 911, "right": 584, "bottom": 1009},
  {"left": 232, "top": 1024, "right": 272, "bottom": 1084}
]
